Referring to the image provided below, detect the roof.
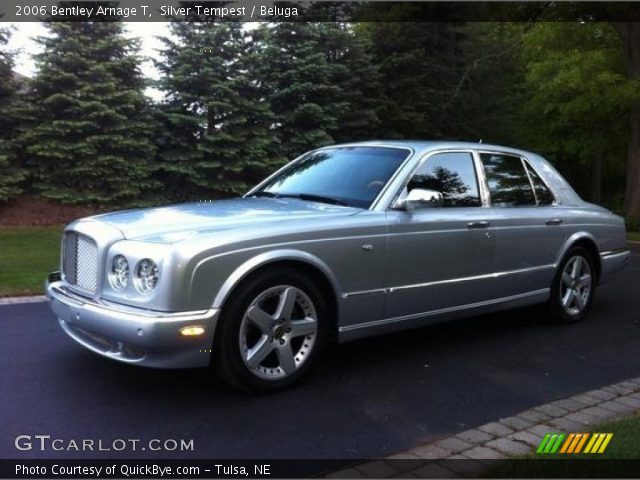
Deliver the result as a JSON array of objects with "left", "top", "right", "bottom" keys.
[{"left": 330, "top": 140, "right": 538, "bottom": 158}]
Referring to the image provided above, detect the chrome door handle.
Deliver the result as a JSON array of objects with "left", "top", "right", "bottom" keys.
[
  {"left": 545, "top": 218, "right": 564, "bottom": 226},
  {"left": 467, "top": 221, "right": 490, "bottom": 229}
]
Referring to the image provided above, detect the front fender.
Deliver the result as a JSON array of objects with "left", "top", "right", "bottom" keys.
[{"left": 190, "top": 248, "right": 342, "bottom": 310}]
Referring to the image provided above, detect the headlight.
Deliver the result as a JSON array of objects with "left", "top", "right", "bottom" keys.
[
  {"left": 109, "top": 255, "right": 129, "bottom": 290},
  {"left": 134, "top": 258, "right": 159, "bottom": 293}
]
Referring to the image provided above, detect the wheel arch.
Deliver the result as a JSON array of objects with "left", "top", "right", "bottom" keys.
[
  {"left": 555, "top": 232, "right": 602, "bottom": 282},
  {"left": 211, "top": 250, "right": 341, "bottom": 335}
]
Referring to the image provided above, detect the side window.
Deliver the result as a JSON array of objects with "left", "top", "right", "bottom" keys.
[
  {"left": 524, "top": 162, "right": 555, "bottom": 206},
  {"left": 480, "top": 153, "right": 536, "bottom": 207},
  {"left": 407, "top": 152, "right": 481, "bottom": 207}
]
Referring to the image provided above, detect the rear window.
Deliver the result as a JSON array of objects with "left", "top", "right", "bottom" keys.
[
  {"left": 480, "top": 153, "right": 536, "bottom": 207},
  {"left": 524, "top": 162, "right": 555, "bottom": 206}
]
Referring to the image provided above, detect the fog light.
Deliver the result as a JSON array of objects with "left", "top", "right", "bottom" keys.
[{"left": 180, "top": 326, "right": 205, "bottom": 337}]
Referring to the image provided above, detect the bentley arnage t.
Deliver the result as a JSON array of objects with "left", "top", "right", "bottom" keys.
[{"left": 47, "top": 141, "right": 630, "bottom": 391}]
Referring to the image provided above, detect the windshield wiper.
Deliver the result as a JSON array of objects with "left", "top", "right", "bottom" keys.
[
  {"left": 249, "top": 191, "right": 277, "bottom": 198},
  {"left": 276, "top": 193, "right": 349, "bottom": 207}
]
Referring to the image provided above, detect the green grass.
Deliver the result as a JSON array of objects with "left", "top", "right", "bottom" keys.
[
  {"left": 0, "top": 226, "right": 62, "bottom": 296},
  {"left": 629, "top": 231, "right": 640, "bottom": 242},
  {"left": 484, "top": 414, "right": 640, "bottom": 478}
]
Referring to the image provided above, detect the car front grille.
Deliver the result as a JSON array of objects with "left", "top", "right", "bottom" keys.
[{"left": 63, "top": 232, "right": 99, "bottom": 294}]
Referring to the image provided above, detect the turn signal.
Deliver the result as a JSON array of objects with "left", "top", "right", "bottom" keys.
[{"left": 179, "top": 326, "right": 206, "bottom": 337}]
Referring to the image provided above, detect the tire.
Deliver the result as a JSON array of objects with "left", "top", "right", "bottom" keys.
[
  {"left": 548, "top": 246, "right": 596, "bottom": 323},
  {"left": 213, "top": 267, "right": 328, "bottom": 393}
]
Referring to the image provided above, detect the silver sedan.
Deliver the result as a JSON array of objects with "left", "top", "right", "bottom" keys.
[{"left": 46, "top": 141, "right": 630, "bottom": 391}]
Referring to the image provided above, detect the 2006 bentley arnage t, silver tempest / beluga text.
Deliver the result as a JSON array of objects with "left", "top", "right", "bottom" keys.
[{"left": 47, "top": 141, "right": 630, "bottom": 391}]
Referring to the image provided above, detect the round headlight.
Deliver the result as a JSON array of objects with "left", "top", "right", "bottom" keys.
[
  {"left": 109, "top": 255, "right": 129, "bottom": 290},
  {"left": 134, "top": 259, "right": 159, "bottom": 293}
]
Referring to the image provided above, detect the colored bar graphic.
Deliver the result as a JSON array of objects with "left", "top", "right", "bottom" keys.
[
  {"left": 566, "top": 433, "right": 582, "bottom": 453},
  {"left": 574, "top": 433, "right": 589, "bottom": 453},
  {"left": 537, "top": 433, "right": 613, "bottom": 455},
  {"left": 559, "top": 433, "right": 575, "bottom": 453},
  {"left": 584, "top": 433, "right": 599, "bottom": 453},
  {"left": 537, "top": 434, "right": 552, "bottom": 454},
  {"left": 598, "top": 433, "right": 613, "bottom": 453}
]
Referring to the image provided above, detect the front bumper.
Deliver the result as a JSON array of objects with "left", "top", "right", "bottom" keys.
[{"left": 46, "top": 272, "right": 219, "bottom": 368}]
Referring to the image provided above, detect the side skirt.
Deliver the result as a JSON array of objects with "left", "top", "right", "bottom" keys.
[{"left": 337, "top": 288, "right": 550, "bottom": 343}]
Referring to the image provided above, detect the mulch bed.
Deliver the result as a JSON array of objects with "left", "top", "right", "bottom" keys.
[{"left": 0, "top": 196, "right": 100, "bottom": 227}]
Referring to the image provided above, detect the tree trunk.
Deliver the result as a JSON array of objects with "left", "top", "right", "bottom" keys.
[
  {"left": 591, "top": 143, "right": 603, "bottom": 204},
  {"left": 611, "top": 22, "right": 640, "bottom": 217}
]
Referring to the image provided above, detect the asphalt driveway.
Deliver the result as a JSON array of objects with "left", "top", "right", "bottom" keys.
[{"left": 1, "top": 253, "right": 639, "bottom": 460}]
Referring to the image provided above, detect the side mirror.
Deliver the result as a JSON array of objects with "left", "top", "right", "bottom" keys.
[{"left": 395, "top": 188, "right": 444, "bottom": 210}]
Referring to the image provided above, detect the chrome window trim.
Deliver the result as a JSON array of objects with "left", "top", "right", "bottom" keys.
[
  {"left": 472, "top": 150, "right": 492, "bottom": 207},
  {"left": 342, "top": 264, "right": 555, "bottom": 299},
  {"left": 339, "top": 288, "right": 550, "bottom": 332},
  {"left": 388, "top": 149, "right": 486, "bottom": 210},
  {"left": 522, "top": 158, "right": 558, "bottom": 207},
  {"left": 245, "top": 144, "right": 415, "bottom": 212},
  {"left": 476, "top": 150, "right": 559, "bottom": 208},
  {"left": 521, "top": 156, "right": 539, "bottom": 205}
]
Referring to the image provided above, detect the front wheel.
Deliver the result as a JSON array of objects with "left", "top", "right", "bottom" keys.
[
  {"left": 549, "top": 247, "right": 596, "bottom": 323},
  {"left": 213, "top": 268, "right": 327, "bottom": 392}
]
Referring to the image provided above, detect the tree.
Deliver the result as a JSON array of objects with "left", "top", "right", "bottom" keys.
[
  {"left": 23, "top": 12, "right": 156, "bottom": 206},
  {"left": 257, "top": 22, "right": 342, "bottom": 159},
  {"left": 610, "top": 22, "right": 640, "bottom": 216},
  {"left": 0, "top": 27, "right": 26, "bottom": 202},
  {"left": 317, "top": 22, "right": 382, "bottom": 143},
  {"left": 520, "top": 22, "right": 633, "bottom": 204},
  {"left": 453, "top": 22, "right": 527, "bottom": 145},
  {"left": 155, "top": 20, "right": 275, "bottom": 199},
  {"left": 359, "top": 21, "right": 465, "bottom": 139}
]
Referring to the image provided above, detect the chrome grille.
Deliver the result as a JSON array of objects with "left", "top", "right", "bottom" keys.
[{"left": 63, "top": 232, "right": 99, "bottom": 293}]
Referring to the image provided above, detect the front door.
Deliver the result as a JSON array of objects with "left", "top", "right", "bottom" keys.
[{"left": 385, "top": 151, "right": 497, "bottom": 320}]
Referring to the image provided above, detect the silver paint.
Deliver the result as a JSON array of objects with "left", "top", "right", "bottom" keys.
[{"left": 46, "top": 141, "right": 629, "bottom": 368}]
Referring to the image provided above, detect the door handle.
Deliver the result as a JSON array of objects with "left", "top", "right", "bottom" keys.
[
  {"left": 467, "top": 221, "right": 490, "bottom": 229},
  {"left": 545, "top": 218, "right": 564, "bottom": 226}
]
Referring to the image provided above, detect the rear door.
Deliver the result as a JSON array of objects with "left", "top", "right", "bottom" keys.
[{"left": 477, "top": 151, "right": 565, "bottom": 297}]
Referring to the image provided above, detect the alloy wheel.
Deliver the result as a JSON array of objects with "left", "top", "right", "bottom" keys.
[
  {"left": 560, "top": 255, "right": 593, "bottom": 316},
  {"left": 239, "top": 285, "right": 318, "bottom": 380}
]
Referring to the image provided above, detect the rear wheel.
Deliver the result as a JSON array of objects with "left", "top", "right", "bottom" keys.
[
  {"left": 549, "top": 247, "right": 596, "bottom": 323},
  {"left": 214, "top": 268, "right": 328, "bottom": 392}
]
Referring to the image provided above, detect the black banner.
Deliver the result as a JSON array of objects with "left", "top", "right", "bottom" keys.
[
  {"left": 2, "top": 1, "right": 640, "bottom": 23},
  {"left": 4, "top": 459, "right": 640, "bottom": 479}
]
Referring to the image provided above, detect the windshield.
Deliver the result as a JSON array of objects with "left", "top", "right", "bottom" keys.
[{"left": 253, "top": 147, "right": 410, "bottom": 209}]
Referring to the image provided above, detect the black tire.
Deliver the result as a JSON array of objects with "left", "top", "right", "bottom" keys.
[
  {"left": 548, "top": 246, "right": 596, "bottom": 323},
  {"left": 213, "top": 267, "right": 328, "bottom": 393}
]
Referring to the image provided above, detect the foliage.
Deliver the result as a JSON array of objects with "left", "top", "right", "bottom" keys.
[
  {"left": 256, "top": 22, "right": 342, "bottom": 160},
  {"left": 155, "top": 20, "right": 275, "bottom": 199},
  {"left": 0, "top": 27, "right": 27, "bottom": 202},
  {"left": 22, "top": 13, "right": 156, "bottom": 206},
  {"left": 518, "top": 22, "right": 634, "bottom": 203},
  {"left": 359, "top": 21, "right": 465, "bottom": 139},
  {"left": 2, "top": 17, "right": 639, "bottom": 211}
]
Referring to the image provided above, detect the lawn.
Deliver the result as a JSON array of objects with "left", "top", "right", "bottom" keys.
[
  {"left": 485, "top": 414, "right": 640, "bottom": 478},
  {"left": 0, "top": 226, "right": 62, "bottom": 296},
  {"left": 629, "top": 231, "right": 640, "bottom": 242}
]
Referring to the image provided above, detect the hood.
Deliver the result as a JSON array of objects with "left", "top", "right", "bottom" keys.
[{"left": 91, "top": 197, "right": 359, "bottom": 242}]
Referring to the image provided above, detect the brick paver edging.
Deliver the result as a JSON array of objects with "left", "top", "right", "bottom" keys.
[
  {"left": 327, "top": 376, "right": 640, "bottom": 478},
  {"left": 0, "top": 295, "right": 47, "bottom": 305}
]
